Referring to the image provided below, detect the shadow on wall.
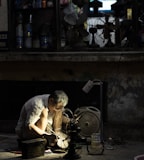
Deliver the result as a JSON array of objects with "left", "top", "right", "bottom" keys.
[{"left": 107, "top": 76, "right": 144, "bottom": 125}]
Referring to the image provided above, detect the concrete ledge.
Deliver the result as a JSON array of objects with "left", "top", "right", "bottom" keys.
[{"left": 0, "top": 51, "right": 144, "bottom": 62}]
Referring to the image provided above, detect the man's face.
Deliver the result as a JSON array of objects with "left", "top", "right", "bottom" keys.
[
  {"left": 53, "top": 102, "right": 64, "bottom": 112},
  {"left": 48, "top": 98, "right": 64, "bottom": 112}
]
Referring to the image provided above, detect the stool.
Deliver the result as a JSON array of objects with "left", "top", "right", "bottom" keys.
[{"left": 21, "top": 138, "right": 47, "bottom": 159}]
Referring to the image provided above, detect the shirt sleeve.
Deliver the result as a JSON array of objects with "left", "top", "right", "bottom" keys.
[{"left": 25, "top": 98, "right": 45, "bottom": 125}]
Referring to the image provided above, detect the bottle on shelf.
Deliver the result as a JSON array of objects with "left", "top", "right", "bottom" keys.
[
  {"left": 42, "top": 0, "right": 47, "bottom": 8},
  {"left": 35, "top": 0, "right": 42, "bottom": 8},
  {"left": 15, "top": 0, "right": 23, "bottom": 9},
  {"left": 39, "top": 22, "right": 52, "bottom": 49},
  {"left": 61, "top": 27, "right": 66, "bottom": 48},
  {"left": 47, "top": 0, "right": 53, "bottom": 7},
  {"left": 24, "top": 14, "right": 33, "bottom": 48},
  {"left": 33, "top": 35, "right": 40, "bottom": 48},
  {"left": 16, "top": 13, "right": 23, "bottom": 48},
  {"left": 40, "top": 28, "right": 49, "bottom": 49}
]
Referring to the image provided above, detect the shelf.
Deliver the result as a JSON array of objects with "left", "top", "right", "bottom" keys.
[
  {"left": 8, "top": 0, "right": 60, "bottom": 51},
  {"left": 0, "top": 50, "right": 144, "bottom": 62}
]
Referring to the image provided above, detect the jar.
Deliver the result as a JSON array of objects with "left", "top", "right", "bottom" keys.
[{"left": 91, "top": 133, "right": 101, "bottom": 147}]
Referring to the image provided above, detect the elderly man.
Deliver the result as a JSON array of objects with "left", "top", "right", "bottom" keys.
[{"left": 15, "top": 90, "right": 70, "bottom": 149}]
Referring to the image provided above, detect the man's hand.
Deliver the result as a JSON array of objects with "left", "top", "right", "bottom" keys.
[
  {"left": 70, "top": 115, "right": 81, "bottom": 124},
  {"left": 43, "top": 131, "right": 51, "bottom": 136},
  {"left": 55, "top": 131, "right": 68, "bottom": 140}
]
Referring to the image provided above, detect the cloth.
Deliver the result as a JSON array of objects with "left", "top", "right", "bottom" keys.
[{"left": 15, "top": 94, "right": 50, "bottom": 139}]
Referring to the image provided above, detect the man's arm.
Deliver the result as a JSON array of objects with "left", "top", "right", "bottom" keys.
[{"left": 29, "top": 108, "right": 49, "bottom": 135}]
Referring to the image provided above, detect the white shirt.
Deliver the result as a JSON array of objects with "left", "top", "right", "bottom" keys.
[{"left": 15, "top": 94, "right": 50, "bottom": 135}]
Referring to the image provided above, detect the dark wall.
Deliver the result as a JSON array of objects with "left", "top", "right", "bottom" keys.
[{"left": 0, "top": 80, "right": 107, "bottom": 121}]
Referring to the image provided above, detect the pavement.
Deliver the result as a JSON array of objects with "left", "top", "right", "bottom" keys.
[{"left": 0, "top": 133, "right": 144, "bottom": 160}]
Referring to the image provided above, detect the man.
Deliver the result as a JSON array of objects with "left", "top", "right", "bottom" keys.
[{"left": 15, "top": 90, "right": 70, "bottom": 148}]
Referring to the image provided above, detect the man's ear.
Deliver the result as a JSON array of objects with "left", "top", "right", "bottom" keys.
[{"left": 49, "top": 98, "right": 55, "bottom": 105}]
